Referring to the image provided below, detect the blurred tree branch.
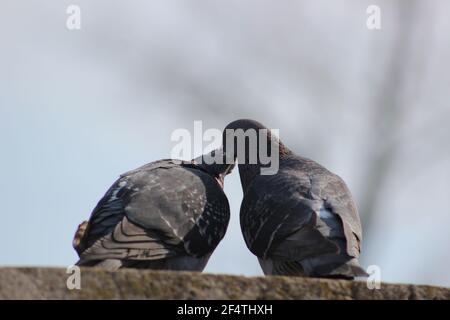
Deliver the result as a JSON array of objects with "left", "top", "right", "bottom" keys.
[{"left": 360, "top": 1, "right": 420, "bottom": 249}]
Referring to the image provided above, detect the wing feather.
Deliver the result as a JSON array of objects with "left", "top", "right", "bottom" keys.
[
  {"left": 240, "top": 165, "right": 362, "bottom": 262},
  {"left": 75, "top": 160, "right": 230, "bottom": 264}
]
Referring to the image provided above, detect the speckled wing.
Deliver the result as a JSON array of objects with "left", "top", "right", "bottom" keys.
[
  {"left": 315, "top": 172, "right": 363, "bottom": 258},
  {"left": 240, "top": 159, "right": 362, "bottom": 263},
  {"left": 76, "top": 160, "right": 230, "bottom": 264},
  {"left": 240, "top": 171, "right": 337, "bottom": 262}
]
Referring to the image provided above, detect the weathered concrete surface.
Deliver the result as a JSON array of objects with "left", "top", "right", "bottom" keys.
[{"left": 0, "top": 267, "right": 448, "bottom": 300}]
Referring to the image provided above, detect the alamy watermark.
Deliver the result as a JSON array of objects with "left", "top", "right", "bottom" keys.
[
  {"left": 366, "top": 265, "right": 381, "bottom": 289},
  {"left": 366, "top": 5, "right": 381, "bottom": 30},
  {"left": 66, "top": 265, "right": 81, "bottom": 290},
  {"left": 66, "top": 5, "right": 81, "bottom": 30},
  {"left": 170, "top": 121, "right": 280, "bottom": 175}
]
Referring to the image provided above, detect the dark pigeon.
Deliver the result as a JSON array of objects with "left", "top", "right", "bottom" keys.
[
  {"left": 73, "top": 149, "right": 234, "bottom": 271},
  {"left": 223, "top": 119, "right": 367, "bottom": 279}
]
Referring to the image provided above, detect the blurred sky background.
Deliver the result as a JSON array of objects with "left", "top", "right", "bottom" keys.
[{"left": 1, "top": 0, "right": 449, "bottom": 287}]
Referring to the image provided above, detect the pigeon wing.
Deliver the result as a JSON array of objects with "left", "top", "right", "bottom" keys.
[
  {"left": 240, "top": 172, "right": 338, "bottom": 262},
  {"left": 76, "top": 160, "right": 229, "bottom": 263},
  {"left": 320, "top": 173, "right": 363, "bottom": 258}
]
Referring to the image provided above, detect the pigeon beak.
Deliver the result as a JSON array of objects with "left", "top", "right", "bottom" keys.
[
  {"left": 215, "top": 162, "right": 235, "bottom": 188},
  {"left": 215, "top": 174, "right": 225, "bottom": 188},
  {"left": 225, "top": 162, "right": 236, "bottom": 174}
]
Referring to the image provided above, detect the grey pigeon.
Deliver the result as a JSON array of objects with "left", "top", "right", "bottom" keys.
[
  {"left": 73, "top": 149, "right": 234, "bottom": 271},
  {"left": 223, "top": 119, "right": 367, "bottom": 279}
]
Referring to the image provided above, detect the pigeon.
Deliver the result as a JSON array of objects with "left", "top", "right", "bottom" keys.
[
  {"left": 223, "top": 119, "right": 367, "bottom": 279},
  {"left": 73, "top": 149, "right": 234, "bottom": 271}
]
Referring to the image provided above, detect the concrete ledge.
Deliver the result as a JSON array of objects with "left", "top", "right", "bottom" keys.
[{"left": 0, "top": 267, "right": 448, "bottom": 300}]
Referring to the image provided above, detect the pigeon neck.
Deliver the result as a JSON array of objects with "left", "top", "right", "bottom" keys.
[{"left": 238, "top": 164, "right": 261, "bottom": 192}]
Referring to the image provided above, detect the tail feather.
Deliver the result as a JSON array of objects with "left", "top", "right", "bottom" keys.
[{"left": 300, "top": 256, "right": 368, "bottom": 279}]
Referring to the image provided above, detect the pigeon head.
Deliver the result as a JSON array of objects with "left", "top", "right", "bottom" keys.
[
  {"left": 193, "top": 148, "right": 235, "bottom": 188},
  {"left": 222, "top": 119, "right": 292, "bottom": 190}
]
